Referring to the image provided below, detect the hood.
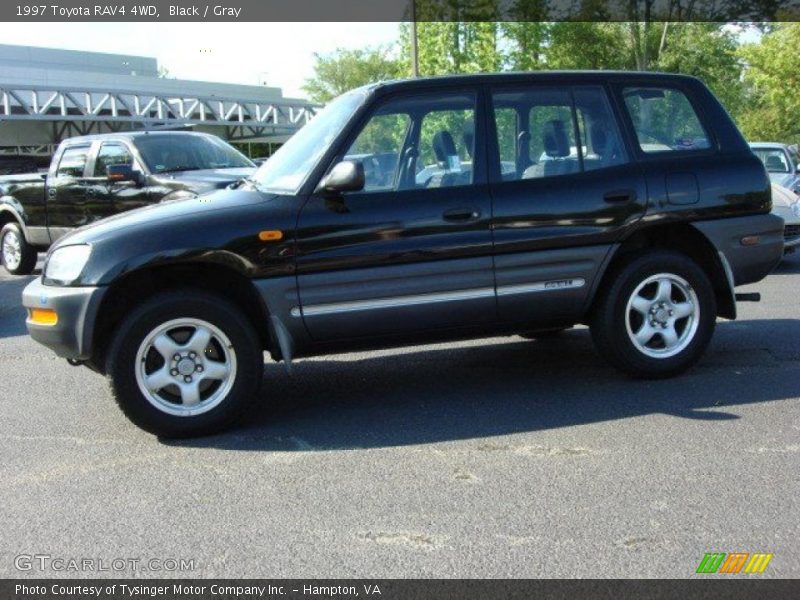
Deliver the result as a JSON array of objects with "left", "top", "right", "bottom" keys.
[
  {"left": 770, "top": 183, "right": 798, "bottom": 208},
  {"left": 54, "top": 186, "right": 270, "bottom": 247},
  {"left": 158, "top": 167, "right": 257, "bottom": 193},
  {"left": 767, "top": 172, "right": 798, "bottom": 190}
]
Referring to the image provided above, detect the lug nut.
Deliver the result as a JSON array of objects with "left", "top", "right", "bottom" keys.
[
  {"left": 170, "top": 369, "right": 178, "bottom": 376},
  {"left": 173, "top": 353, "right": 181, "bottom": 361},
  {"left": 184, "top": 376, "right": 192, "bottom": 383},
  {"left": 188, "top": 351, "right": 196, "bottom": 359},
  {"left": 196, "top": 365, "right": 204, "bottom": 373}
]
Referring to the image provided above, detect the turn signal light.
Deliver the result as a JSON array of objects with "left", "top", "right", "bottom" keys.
[
  {"left": 258, "top": 230, "right": 283, "bottom": 241},
  {"left": 740, "top": 235, "right": 760, "bottom": 246},
  {"left": 28, "top": 308, "right": 58, "bottom": 326}
]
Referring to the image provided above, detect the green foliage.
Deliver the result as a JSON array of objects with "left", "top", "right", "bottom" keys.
[
  {"left": 302, "top": 18, "right": 800, "bottom": 145},
  {"left": 303, "top": 46, "right": 403, "bottom": 103},
  {"left": 739, "top": 23, "right": 800, "bottom": 143}
]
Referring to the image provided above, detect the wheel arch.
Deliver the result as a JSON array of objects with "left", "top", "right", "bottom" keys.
[
  {"left": 91, "top": 262, "right": 274, "bottom": 373},
  {"left": 588, "top": 222, "right": 735, "bottom": 320}
]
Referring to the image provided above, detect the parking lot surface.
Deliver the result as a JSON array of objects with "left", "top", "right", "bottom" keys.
[{"left": 0, "top": 256, "right": 798, "bottom": 578}]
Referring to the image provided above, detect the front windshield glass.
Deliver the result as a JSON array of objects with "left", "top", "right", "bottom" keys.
[
  {"left": 752, "top": 148, "right": 790, "bottom": 173},
  {"left": 134, "top": 134, "right": 254, "bottom": 174},
  {"left": 251, "top": 90, "right": 367, "bottom": 194}
]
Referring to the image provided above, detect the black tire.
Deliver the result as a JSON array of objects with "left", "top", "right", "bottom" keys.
[
  {"left": 0, "top": 222, "right": 37, "bottom": 275},
  {"left": 590, "top": 250, "right": 716, "bottom": 379},
  {"left": 105, "top": 290, "right": 263, "bottom": 437},
  {"left": 519, "top": 327, "right": 569, "bottom": 340}
]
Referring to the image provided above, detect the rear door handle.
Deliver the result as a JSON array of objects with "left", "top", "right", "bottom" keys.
[
  {"left": 443, "top": 207, "right": 481, "bottom": 222},
  {"left": 47, "top": 188, "right": 56, "bottom": 199},
  {"left": 603, "top": 189, "right": 636, "bottom": 203}
]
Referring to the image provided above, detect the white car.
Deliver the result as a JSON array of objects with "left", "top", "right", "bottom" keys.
[{"left": 771, "top": 183, "right": 800, "bottom": 254}]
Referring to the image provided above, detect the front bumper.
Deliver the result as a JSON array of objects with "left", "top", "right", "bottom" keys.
[{"left": 22, "top": 277, "right": 106, "bottom": 360}]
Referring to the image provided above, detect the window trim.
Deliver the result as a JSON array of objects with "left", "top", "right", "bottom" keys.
[{"left": 614, "top": 82, "right": 718, "bottom": 160}]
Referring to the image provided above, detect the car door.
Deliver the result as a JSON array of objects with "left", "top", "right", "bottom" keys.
[
  {"left": 488, "top": 83, "right": 647, "bottom": 325},
  {"left": 45, "top": 144, "right": 92, "bottom": 240},
  {"left": 294, "top": 88, "right": 496, "bottom": 341},
  {"left": 86, "top": 141, "right": 150, "bottom": 219}
]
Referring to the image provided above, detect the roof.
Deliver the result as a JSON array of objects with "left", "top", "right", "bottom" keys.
[
  {"left": 749, "top": 142, "right": 790, "bottom": 149},
  {"left": 362, "top": 70, "right": 703, "bottom": 93},
  {"left": 61, "top": 130, "right": 216, "bottom": 144}
]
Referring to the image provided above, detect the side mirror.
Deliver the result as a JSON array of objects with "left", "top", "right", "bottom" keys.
[
  {"left": 319, "top": 160, "right": 365, "bottom": 194},
  {"left": 107, "top": 164, "right": 142, "bottom": 185}
]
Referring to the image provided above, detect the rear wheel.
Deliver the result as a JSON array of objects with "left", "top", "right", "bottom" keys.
[
  {"left": 106, "top": 290, "right": 263, "bottom": 437},
  {"left": 1, "top": 223, "right": 37, "bottom": 275},
  {"left": 590, "top": 250, "right": 716, "bottom": 378}
]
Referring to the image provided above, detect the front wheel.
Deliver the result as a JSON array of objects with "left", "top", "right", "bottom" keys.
[
  {"left": 106, "top": 290, "right": 263, "bottom": 437},
  {"left": 590, "top": 250, "right": 716, "bottom": 378},
  {"left": 1, "top": 223, "right": 37, "bottom": 275}
]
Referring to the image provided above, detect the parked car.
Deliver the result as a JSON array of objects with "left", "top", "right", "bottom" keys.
[
  {"left": 0, "top": 131, "right": 256, "bottom": 274},
  {"left": 749, "top": 142, "right": 800, "bottom": 193},
  {"left": 770, "top": 183, "right": 800, "bottom": 253},
  {"left": 23, "top": 72, "right": 784, "bottom": 437}
]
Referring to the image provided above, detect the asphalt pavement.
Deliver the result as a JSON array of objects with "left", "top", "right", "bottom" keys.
[{"left": 0, "top": 255, "right": 798, "bottom": 578}]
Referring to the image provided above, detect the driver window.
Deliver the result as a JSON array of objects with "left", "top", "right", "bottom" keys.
[
  {"left": 343, "top": 92, "right": 477, "bottom": 193},
  {"left": 94, "top": 144, "right": 136, "bottom": 177},
  {"left": 345, "top": 113, "right": 410, "bottom": 192}
]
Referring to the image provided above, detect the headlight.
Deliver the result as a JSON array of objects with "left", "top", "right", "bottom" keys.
[
  {"left": 44, "top": 244, "right": 91, "bottom": 284},
  {"left": 792, "top": 202, "right": 800, "bottom": 218}
]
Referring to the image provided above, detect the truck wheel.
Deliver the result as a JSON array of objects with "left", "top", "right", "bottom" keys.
[
  {"left": 106, "top": 290, "right": 263, "bottom": 437},
  {"left": 590, "top": 250, "right": 716, "bottom": 379},
  {"left": 1, "top": 223, "right": 37, "bottom": 275}
]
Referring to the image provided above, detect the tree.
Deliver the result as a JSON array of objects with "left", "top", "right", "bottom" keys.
[
  {"left": 738, "top": 23, "right": 800, "bottom": 142},
  {"left": 303, "top": 46, "right": 403, "bottom": 103}
]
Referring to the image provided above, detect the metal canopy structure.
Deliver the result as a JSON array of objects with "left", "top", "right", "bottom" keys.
[{"left": 0, "top": 83, "right": 320, "bottom": 153}]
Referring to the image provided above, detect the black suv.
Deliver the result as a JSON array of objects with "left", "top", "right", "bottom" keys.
[{"left": 22, "top": 72, "right": 784, "bottom": 437}]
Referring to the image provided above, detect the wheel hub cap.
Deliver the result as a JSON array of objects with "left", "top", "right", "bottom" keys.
[{"left": 176, "top": 357, "right": 196, "bottom": 377}]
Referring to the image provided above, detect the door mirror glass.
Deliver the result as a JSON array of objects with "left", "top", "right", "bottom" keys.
[
  {"left": 107, "top": 164, "right": 140, "bottom": 184},
  {"left": 319, "top": 160, "right": 365, "bottom": 193}
]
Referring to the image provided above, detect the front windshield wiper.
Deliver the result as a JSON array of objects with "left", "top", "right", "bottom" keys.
[{"left": 156, "top": 166, "right": 205, "bottom": 174}]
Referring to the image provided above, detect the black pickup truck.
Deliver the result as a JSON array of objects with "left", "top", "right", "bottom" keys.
[
  {"left": 23, "top": 72, "right": 784, "bottom": 437},
  {"left": 0, "top": 131, "right": 255, "bottom": 274}
]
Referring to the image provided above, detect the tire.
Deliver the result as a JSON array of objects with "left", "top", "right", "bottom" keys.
[
  {"left": 105, "top": 290, "right": 263, "bottom": 437},
  {"left": 590, "top": 250, "right": 716, "bottom": 379},
  {"left": 1, "top": 222, "right": 37, "bottom": 275},
  {"left": 519, "top": 327, "right": 569, "bottom": 340}
]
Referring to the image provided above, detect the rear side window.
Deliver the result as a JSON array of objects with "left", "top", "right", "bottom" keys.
[
  {"left": 56, "top": 146, "right": 89, "bottom": 178},
  {"left": 622, "top": 87, "right": 711, "bottom": 153},
  {"left": 492, "top": 86, "right": 626, "bottom": 181}
]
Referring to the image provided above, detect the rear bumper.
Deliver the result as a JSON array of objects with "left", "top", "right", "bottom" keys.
[
  {"left": 21, "top": 277, "right": 106, "bottom": 360},
  {"left": 692, "top": 213, "right": 785, "bottom": 286}
]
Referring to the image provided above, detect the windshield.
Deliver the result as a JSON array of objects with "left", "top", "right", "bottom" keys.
[
  {"left": 134, "top": 134, "right": 254, "bottom": 174},
  {"left": 752, "top": 148, "right": 791, "bottom": 173},
  {"left": 251, "top": 90, "right": 367, "bottom": 194}
]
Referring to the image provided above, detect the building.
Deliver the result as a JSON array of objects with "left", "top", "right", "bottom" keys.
[{"left": 0, "top": 44, "right": 318, "bottom": 161}]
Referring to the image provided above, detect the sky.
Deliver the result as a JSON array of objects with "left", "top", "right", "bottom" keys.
[{"left": 0, "top": 22, "right": 401, "bottom": 99}]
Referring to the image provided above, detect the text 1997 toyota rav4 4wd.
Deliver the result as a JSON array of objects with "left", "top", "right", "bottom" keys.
[{"left": 22, "top": 72, "right": 784, "bottom": 437}]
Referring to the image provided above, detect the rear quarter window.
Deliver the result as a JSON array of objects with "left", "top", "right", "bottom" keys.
[{"left": 622, "top": 87, "right": 711, "bottom": 154}]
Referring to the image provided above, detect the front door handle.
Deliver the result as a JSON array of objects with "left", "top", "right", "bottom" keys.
[
  {"left": 443, "top": 207, "right": 481, "bottom": 222},
  {"left": 47, "top": 188, "right": 57, "bottom": 199},
  {"left": 603, "top": 189, "right": 637, "bottom": 203}
]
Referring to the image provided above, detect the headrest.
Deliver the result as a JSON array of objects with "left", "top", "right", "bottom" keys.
[
  {"left": 433, "top": 130, "right": 458, "bottom": 164},
  {"left": 462, "top": 119, "right": 475, "bottom": 158},
  {"left": 543, "top": 120, "right": 570, "bottom": 158}
]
